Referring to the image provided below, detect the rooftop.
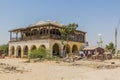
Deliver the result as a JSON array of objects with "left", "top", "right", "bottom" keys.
[
  {"left": 9, "top": 20, "right": 86, "bottom": 33},
  {"left": 9, "top": 20, "right": 63, "bottom": 32}
]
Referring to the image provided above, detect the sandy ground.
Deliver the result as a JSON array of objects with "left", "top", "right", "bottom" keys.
[{"left": 0, "top": 58, "right": 120, "bottom": 80}]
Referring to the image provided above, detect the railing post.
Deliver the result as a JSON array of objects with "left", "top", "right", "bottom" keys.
[
  {"left": 16, "top": 32, "right": 18, "bottom": 41},
  {"left": 10, "top": 32, "right": 12, "bottom": 41}
]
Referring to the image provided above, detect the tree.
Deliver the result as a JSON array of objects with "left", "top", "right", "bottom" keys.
[
  {"left": 0, "top": 44, "right": 8, "bottom": 56},
  {"left": 105, "top": 42, "right": 115, "bottom": 53},
  {"left": 61, "top": 23, "right": 78, "bottom": 57}
]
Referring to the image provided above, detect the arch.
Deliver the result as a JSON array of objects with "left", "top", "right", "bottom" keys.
[
  {"left": 16, "top": 46, "right": 21, "bottom": 58},
  {"left": 10, "top": 46, "right": 15, "bottom": 55},
  {"left": 52, "top": 43, "right": 60, "bottom": 56},
  {"left": 25, "top": 29, "right": 31, "bottom": 37},
  {"left": 31, "top": 29, "right": 39, "bottom": 36},
  {"left": 72, "top": 45, "right": 78, "bottom": 54},
  {"left": 23, "top": 45, "right": 29, "bottom": 55},
  {"left": 25, "top": 32, "right": 30, "bottom": 37},
  {"left": 50, "top": 29, "right": 61, "bottom": 36},
  {"left": 31, "top": 45, "right": 37, "bottom": 51},
  {"left": 40, "top": 28, "right": 48, "bottom": 35},
  {"left": 39, "top": 45, "right": 46, "bottom": 49},
  {"left": 63, "top": 44, "right": 70, "bottom": 56}
]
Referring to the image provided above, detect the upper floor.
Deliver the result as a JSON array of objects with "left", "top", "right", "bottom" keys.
[{"left": 9, "top": 21, "right": 86, "bottom": 43}]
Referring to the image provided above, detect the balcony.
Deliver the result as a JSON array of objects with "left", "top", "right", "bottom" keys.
[{"left": 10, "top": 33, "right": 85, "bottom": 43}]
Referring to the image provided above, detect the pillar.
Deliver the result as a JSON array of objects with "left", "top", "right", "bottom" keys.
[
  {"left": 8, "top": 45, "right": 11, "bottom": 57},
  {"left": 15, "top": 48, "right": 17, "bottom": 58},
  {"left": 10, "top": 32, "right": 12, "bottom": 41},
  {"left": 16, "top": 32, "right": 18, "bottom": 41},
  {"left": 21, "top": 48, "right": 24, "bottom": 58},
  {"left": 48, "top": 26, "right": 50, "bottom": 38},
  {"left": 60, "top": 45, "right": 64, "bottom": 57},
  {"left": 38, "top": 27, "right": 40, "bottom": 38}
]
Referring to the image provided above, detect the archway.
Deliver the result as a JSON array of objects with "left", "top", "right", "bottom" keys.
[
  {"left": 40, "top": 28, "right": 48, "bottom": 35},
  {"left": 39, "top": 45, "right": 46, "bottom": 49},
  {"left": 16, "top": 46, "right": 21, "bottom": 58},
  {"left": 31, "top": 45, "right": 37, "bottom": 51},
  {"left": 25, "top": 29, "right": 31, "bottom": 37},
  {"left": 10, "top": 46, "right": 15, "bottom": 55},
  {"left": 63, "top": 44, "right": 70, "bottom": 57},
  {"left": 72, "top": 45, "right": 78, "bottom": 55},
  {"left": 23, "top": 46, "right": 28, "bottom": 55},
  {"left": 52, "top": 43, "right": 60, "bottom": 56},
  {"left": 31, "top": 29, "right": 39, "bottom": 36},
  {"left": 50, "top": 29, "right": 61, "bottom": 39}
]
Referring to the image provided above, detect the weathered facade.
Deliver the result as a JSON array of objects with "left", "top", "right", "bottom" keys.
[{"left": 9, "top": 21, "right": 86, "bottom": 58}]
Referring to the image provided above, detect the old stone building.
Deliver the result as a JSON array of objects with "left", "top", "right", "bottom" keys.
[{"left": 9, "top": 21, "right": 86, "bottom": 58}]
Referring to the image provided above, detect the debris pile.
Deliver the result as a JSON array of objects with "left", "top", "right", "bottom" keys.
[{"left": 0, "top": 63, "right": 29, "bottom": 73}]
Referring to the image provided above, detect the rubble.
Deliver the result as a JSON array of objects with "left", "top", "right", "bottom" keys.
[{"left": 0, "top": 63, "right": 29, "bottom": 73}]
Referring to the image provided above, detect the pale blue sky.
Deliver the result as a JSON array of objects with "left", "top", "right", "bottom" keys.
[{"left": 0, "top": 0, "right": 120, "bottom": 48}]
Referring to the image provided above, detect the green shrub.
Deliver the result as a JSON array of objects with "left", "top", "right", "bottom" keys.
[
  {"left": 29, "top": 47, "right": 61, "bottom": 62},
  {"left": 0, "top": 44, "right": 8, "bottom": 56},
  {"left": 29, "top": 47, "right": 50, "bottom": 60}
]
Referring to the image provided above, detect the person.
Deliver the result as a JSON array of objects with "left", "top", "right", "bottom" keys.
[
  {"left": 87, "top": 51, "right": 91, "bottom": 58},
  {"left": 79, "top": 50, "right": 85, "bottom": 57}
]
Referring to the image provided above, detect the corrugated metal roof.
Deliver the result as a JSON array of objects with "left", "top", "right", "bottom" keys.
[{"left": 83, "top": 46, "right": 98, "bottom": 50}]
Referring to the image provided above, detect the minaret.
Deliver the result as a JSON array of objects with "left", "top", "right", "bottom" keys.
[{"left": 97, "top": 34, "right": 103, "bottom": 47}]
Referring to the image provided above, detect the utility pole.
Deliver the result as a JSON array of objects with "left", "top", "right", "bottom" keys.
[{"left": 115, "top": 27, "right": 117, "bottom": 54}]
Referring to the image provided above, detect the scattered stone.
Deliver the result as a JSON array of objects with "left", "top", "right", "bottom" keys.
[
  {"left": 0, "top": 62, "right": 29, "bottom": 73},
  {"left": 111, "top": 62, "right": 115, "bottom": 64}
]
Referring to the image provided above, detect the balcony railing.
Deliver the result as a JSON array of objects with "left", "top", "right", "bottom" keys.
[{"left": 10, "top": 35, "right": 85, "bottom": 43}]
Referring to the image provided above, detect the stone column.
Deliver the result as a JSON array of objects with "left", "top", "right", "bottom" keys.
[
  {"left": 30, "top": 29, "right": 32, "bottom": 40},
  {"left": 8, "top": 45, "right": 11, "bottom": 57},
  {"left": 60, "top": 45, "right": 64, "bottom": 58},
  {"left": 16, "top": 32, "right": 18, "bottom": 41},
  {"left": 21, "top": 48, "right": 24, "bottom": 58},
  {"left": 10, "top": 32, "right": 12, "bottom": 41},
  {"left": 15, "top": 48, "right": 17, "bottom": 58},
  {"left": 38, "top": 27, "right": 40, "bottom": 39},
  {"left": 48, "top": 26, "right": 50, "bottom": 38},
  {"left": 69, "top": 45, "right": 73, "bottom": 57},
  {"left": 49, "top": 42, "right": 53, "bottom": 56}
]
